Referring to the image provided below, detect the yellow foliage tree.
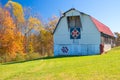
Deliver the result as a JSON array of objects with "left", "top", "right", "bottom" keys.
[
  {"left": 5, "top": 0, "right": 24, "bottom": 23},
  {"left": 24, "top": 17, "right": 43, "bottom": 53},
  {"left": 28, "top": 17, "right": 43, "bottom": 33},
  {"left": 48, "top": 16, "right": 58, "bottom": 33}
]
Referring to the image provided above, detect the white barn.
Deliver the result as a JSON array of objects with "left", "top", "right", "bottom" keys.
[{"left": 53, "top": 8, "right": 114, "bottom": 56}]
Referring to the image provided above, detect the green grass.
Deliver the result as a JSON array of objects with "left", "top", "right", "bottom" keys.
[{"left": 0, "top": 47, "right": 120, "bottom": 80}]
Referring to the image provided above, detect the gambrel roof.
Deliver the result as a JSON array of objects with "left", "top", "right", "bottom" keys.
[
  {"left": 91, "top": 16, "right": 114, "bottom": 37},
  {"left": 53, "top": 8, "right": 114, "bottom": 37}
]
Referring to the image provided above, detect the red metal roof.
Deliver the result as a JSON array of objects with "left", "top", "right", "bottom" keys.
[{"left": 90, "top": 16, "right": 114, "bottom": 37}]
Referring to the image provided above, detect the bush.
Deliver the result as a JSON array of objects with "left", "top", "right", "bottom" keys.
[
  {"left": 13, "top": 53, "right": 26, "bottom": 62},
  {"left": 25, "top": 52, "right": 41, "bottom": 60},
  {"left": 0, "top": 52, "right": 51, "bottom": 63},
  {"left": 0, "top": 55, "right": 12, "bottom": 63}
]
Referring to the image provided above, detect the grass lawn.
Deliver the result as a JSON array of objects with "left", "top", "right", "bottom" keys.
[{"left": 0, "top": 47, "right": 120, "bottom": 80}]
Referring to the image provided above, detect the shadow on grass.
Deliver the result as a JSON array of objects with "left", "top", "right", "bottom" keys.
[{"left": 2, "top": 54, "right": 99, "bottom": 65}]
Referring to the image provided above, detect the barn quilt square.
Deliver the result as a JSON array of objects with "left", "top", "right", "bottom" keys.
[{"left": 70, "top": 27, "right": 81, "bottom": 39}]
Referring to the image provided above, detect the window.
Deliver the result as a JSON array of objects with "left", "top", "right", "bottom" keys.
[{"left": 67, "top": 16, "right": 82, "bottom": 28}]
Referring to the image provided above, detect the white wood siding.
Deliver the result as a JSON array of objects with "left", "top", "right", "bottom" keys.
[
  {"left": 54, "top": 44, "right": 100, "bottom": 56},
  {"left": 54, "top": 10, "right": 101, "bottom": 45},
  {"left": 54, "top": 9, "right": 101, "bottom": 56}
]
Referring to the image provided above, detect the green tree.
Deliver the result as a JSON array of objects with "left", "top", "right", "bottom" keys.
[{"left": 115, "top": 32, "right": 120, "bottom": 46}]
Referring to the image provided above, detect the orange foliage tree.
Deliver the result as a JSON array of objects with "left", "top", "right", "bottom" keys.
[{"left": 0, "top": 8, "right": 24, "bottom": 61}]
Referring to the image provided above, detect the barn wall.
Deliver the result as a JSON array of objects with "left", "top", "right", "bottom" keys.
[
  {"left": 54, "top": 17, "right": 71, "bottom": 44},
  {"left": 54, "top": 10, "right": 100, "bottom": 45},
  {"left": 54, "top": 44, "right": 100, "bottom": 56},
  {"left": 54, "top": 10, "right": 81, "bottom": 44},
  {"left": 54, "top": 10, "right": 101, "bottom": 56},
  {"left": 79, "top": 14, "right": 101, "bottom": 44}
]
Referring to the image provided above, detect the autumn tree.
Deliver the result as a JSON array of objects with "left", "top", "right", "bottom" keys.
[
  {"left": 5, "top": 0, "right": 24, "bottom": 23},
  {"left": 5, "top": 1, "right": 43, "bottom": 53},
  {"left": 0, "top": 8, "right": 24, "bottom": 62},
  {"left": 5, "top": 0, "right": 26, "bottom": 52},
  {"left": 25, "top": 17, "right": 43, "bottom": 53},
  {"left": 34, "top": 16, "right": 58, "bottom": 56},
  {"left": 46, "top": 16, "right": 58, "bottom": 33},
  {"left": 0, "top": 0, "right": 56, "bottom": 63}
]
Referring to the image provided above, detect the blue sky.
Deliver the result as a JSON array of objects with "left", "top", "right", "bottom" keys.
[{"left": 1, "top": 0, "right": 120, "bottom": 33}]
